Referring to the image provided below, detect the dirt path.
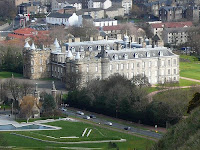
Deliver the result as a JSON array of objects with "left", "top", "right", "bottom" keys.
[{"left": 180, "top": 77, "right": 200, "bottom": 82}]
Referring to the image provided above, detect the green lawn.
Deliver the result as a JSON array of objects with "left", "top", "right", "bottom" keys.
[
  {"left": 0, "top": 71, "right": 22, "bottom": 78},
  {"left": 180, "top": 55, "right": 200, "bottom": 80},
  {"left": 1, "top": 121, "right": 155, "bottom": 149}
]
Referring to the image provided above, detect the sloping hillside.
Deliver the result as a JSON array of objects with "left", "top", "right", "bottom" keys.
[{"left": 152, "top": 107, "right": 200, "bottom": 150}]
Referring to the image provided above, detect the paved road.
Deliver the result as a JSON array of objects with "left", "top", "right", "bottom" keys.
[{"left": 63, "top": 108, "right": 163, "bottom": 140}]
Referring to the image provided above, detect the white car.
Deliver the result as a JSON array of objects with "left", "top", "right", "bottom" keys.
[
  {"left": 61, "top": 108, "right": 67, "bottom": 111},
  {"left": 105, "top": 122, "right": 112, "bottom": 126},
  {"left": 83, "top": 116, "right": 90, "bottom": 119},
  {"left": 76, "top": 111, "right": 84, "bottom": 115}
]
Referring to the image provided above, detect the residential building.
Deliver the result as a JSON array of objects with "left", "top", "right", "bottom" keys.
[
  {"left": 162, "top": 27, "right": 191, "bottom": 45},
  {"left": 149, "top": 21, "right": 193, "bottom": 37},
  {"left": 52, "top": 0, "right": 82, "bottom": 11},
  {"left": 88, "top": 0, "right": 112, "bottom": 9},
  {"left": 77, "top": 8, "right": 105, "bottom": 19},
  {"left": 46, "top": 12, "right": 82, "bottom": 26},
  {"left": 159, "top": 6, "right": 185, "bottom": 22},
  {"left": 17, "top": 2, "right": 48, "bottom": 15},
  {"left": 185, "top": 6, "right": 199, "bottom": 22},
  {"left": 93, "top": 18, "right": 117, "bottom": 27},
  {"left": 105, "top": 6, "right": 124, "bottom": 18},
  {"left": 23, "top": 37, "right": 179, "bottom": 86}
]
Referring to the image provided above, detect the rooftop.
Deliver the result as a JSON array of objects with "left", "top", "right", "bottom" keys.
[{"left": 151, "top": 21, "right": 193, "bottom": 29}]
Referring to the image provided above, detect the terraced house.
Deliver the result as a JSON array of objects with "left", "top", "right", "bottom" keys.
[{"left": 23, "top": 37, "right": 179, "bottom": 87}]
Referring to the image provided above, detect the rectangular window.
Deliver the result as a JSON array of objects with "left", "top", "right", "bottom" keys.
[
  {"left": 40, "top": 59, "right": 43, "bottom": 65},
  {"left": 168, "top": 60, "right": 170, "bottom": 66},
  {"left": 131, "top": 63, "right": 134, "bottom": 69},
  {"left": 155, "top": 61, "right": 158, "bottom": 67},
  {"left": 31, "top": 68, "right": 34, "bottom": 74},
  {"left": 96, "top": 64, "right": 98, "bottom": 72},
  {"left": 155, "top": 70, "right": 158, "bottom": 76},
  {"left": 168, "top": 69, "right": 170, "bottom": 75},
  {"left": 174, "top": 69, "right": 176, "bottom": 74},
  {"left": 110, "top": 64, "right": 112, "bottom": 71},
  {"left": 149, "top": 61, "right": 151, "bottom": 67},
  {"left": 142, "top": 62, "right": 145, "bottom": 68},
  {"left": 162, "top": 61, "right": 165, "bottom": 66},
  {"left": 137, "top": 63, "right": 140, "bottom": 67},
  {"left": 87, "top": 64, "right": 89, "bottom": 72},
  {"left": 40, "top": 67, "right": 43, "bottom": 72},
  {"left": 117, "top": 64, "right": 119, "bottom": 70},
  {"left": 121, "top": 64, "right": 124, "bottom": 70},
  {"left": 173, "top": 59, "right": 176, "bottom": 65},
  {"left": 127, "top": 63, "right": 129, "bottom": 70}
]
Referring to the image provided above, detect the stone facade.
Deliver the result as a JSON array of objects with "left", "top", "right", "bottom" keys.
[{"left": 23, "top": 38, "right": 179, "bottom": 86}]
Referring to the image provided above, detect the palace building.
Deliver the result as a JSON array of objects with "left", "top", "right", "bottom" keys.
[{"left": 23, "top": 36, "right": 179, "bottom": 87}]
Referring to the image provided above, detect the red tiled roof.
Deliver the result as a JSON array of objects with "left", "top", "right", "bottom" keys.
[
  {"left": 13, "top": 28, "right": 36, "bottom": 35},
  {"left": 151, "top": 21, "right": 193, "bottom": 29}
]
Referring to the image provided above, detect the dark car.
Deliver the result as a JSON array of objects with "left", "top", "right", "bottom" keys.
[
  {"left": 90, "top": 115, "right": 96, "bottom": 119},
  {"left": 124, "top": 127, "right": 131, "bottom": 130}
]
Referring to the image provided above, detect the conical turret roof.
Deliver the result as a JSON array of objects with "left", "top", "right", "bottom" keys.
[
  {"left": 54, "top": 38, "right": 60, "bottom": 48},
  {"left": 75, "top": 51, "right": 80, "bottom": 60},
  {"left": 67, "top": 50, "right": 73, "bottom": 58},
  {"left": 24, "top": 41, "right": 30, "bottom": 48},
  {"left": 30, "top": 42, "right": 36, "bottom": 50}
]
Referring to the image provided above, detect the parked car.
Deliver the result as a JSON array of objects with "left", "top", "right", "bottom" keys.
[
  {"left": 76, "top": 111, "right": 84, "bottom": 115},
  {"left": 124, "top": 127, "right": 131, "bottom": 130},
  {"left": 83, "top": 116, "right": 90, "bottom": 119},
  {"left": 105, "top": 122, "right": 112, "bottom": 126},
  {"left": 90, "top": 115, "right": 96, "bottom": 119},
  {"left": 60, "top": 108, "right": 67, "bottom": 112}
]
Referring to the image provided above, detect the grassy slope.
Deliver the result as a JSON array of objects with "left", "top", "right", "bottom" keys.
[
  {"left": 1, "top": 121, "right": 154, "bottom": 150},
  {"left": 151, "top": 107, "right": 200, "bottom": 150},
  {"left": 180, "top": 55, "right": 200, "bottom": 80}
]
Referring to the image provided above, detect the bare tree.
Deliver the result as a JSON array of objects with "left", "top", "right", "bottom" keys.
[{"left": 19, "top": 96, "right": 35, "bottom": 123}]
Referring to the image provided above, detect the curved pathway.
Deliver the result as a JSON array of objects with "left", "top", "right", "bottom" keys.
[{"left": 148, "top": 77, "right": 200, "bottom": 102}]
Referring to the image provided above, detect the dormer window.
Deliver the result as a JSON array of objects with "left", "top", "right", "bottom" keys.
[
  {"left": 146, "top": 52, "right": 150, "bottom": 57},
  {"left": 80, "top": 46, "right": 84, "bottom": 52},
  {"left": 106, "top": 45, "right": 110, "bottom": 50},
  {"left": 123, "top": 54, "right": 128, "bottom": 59},
  {"left": 70, "top": 47, "right": 75, "bottom": 52},
  {"left": 159, "top": 51, "right": 163, "bottom": 56},
  {"left": 88, "top": 46, "right": 93, "bottom": 51},
  {"left": 134, "top": 53, "right": 138, "bottom": 58},
  {"left": 97, "top": 45, "right": 101, "bottom": 50},
  {"left": 113, "top": 54, "right": 118, "bottom": 60}
]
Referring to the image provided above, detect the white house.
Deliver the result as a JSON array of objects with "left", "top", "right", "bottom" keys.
[
  {"left": 93, "top": 18, "right": 117, "bottom": 27},
  {"left": 88, "top": 0, "right": 112, "bottom": 9},
  {"left": 46, "top": 12, "right": 82, "bottom": 26},
  {"left": 52, "top": 0, "right": 82, "bottom": 11}
]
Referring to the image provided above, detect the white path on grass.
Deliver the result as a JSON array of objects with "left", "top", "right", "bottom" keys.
[{"left": 11, "top": 133, "right": 126, "bottom": 144}]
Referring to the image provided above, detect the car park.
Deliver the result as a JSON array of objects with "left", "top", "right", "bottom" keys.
[{"left": 76, "top": 111, "right": 84, "bottom": 115}]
